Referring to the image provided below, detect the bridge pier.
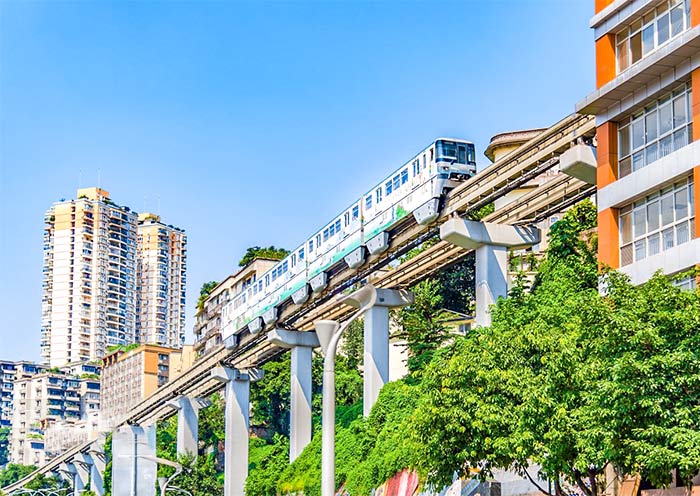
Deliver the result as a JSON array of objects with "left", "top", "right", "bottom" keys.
[
  {"left": 88, "top": 436, "right": 107, "bottom": 496},
  {"left": 267, "top": 329, "right": 320, "bottom": 461},
  {"left": 440, "top": 218, "right": 540, "bottom": 327},
  {"left": 347, "top": 288, "right": 413, "bottom": 417},
  {"left": 112, "top": 424, "right": 158, "bottom": 496},
  {"left": 166, "top": 395, "right": 212, "bottom": 458},
  {"left": 73, "top": 453, "right": 93, "bottom": 496},
  {"left": 211, "top": 366, "right": 263, "bottom": 496},
  {"left": 59, "top": 462, "right": 80, "bottom": 496}
]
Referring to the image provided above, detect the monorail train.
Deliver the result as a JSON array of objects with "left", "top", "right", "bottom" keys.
[{"left": 221, "top": 138, "right": 477, "bottom": 342}]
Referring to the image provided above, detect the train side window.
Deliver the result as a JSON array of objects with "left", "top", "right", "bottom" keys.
[
  {"left": 308, "top": 240, "right": 314, "bottom": 253},
  {"left": 430, "top": 149, "right": 433, "bottom": 162},
  {"left": 423, "top": 154, "right": 426, "bottom": 168},
  {"left": 316, "top": 234, "right": 322, "bottom": 247},
  {"left": 335, "top": 219, "right": 341, "bottom": 232},
  {"left": 299, "top": 248, "right": 305, "bottom": 261},
  {"left": 376, "top": 188, "right": 383, "bottom": 203},
  {"left": 393, "top": 174, "right": 400, "bottom": 190},
  {"left": 365, "top": 195, "right": 372, "bottom": 210},
  {"left": 385, "top": 180, "right": 393, "bottom": 196},
  {"left": 265, "top": 274, "right": 270, "bottom": 286},
  {"left": 344, "top": 211, "right": 350, "bottom": 226},
  {"left": 323, "top": 228, "right": 330, "bottom": 241},
  {"left": 401, "top": 169, "right": 408, "bottom": 184},
  {"left": 352, "top": 205, "right": 359, "bottom": 219},
  {"left": 458, "top": 145, "right": 466, "bottom": 164},
  {"left": 291, "top": 254, "right": 296, "bottom": 267}
]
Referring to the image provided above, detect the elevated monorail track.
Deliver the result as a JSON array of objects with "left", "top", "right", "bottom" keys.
[{"left": 3, "top": 113, "right": 595, "bottom": 493}]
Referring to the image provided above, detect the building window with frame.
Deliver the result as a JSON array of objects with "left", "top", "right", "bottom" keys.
[
  {"left": 616, "top": 0, "right": 689, "bottom": 72},
  {"left": 618, "top": 83, "right": 692, "bottom": 177},
  {"left": 619, "top": 176, "right": 695, "bottom": 266}
]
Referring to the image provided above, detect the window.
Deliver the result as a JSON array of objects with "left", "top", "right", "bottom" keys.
[
  {"left": 299, "top": 248, "right": 305, "bottom": 261},
  {"left": 423, "top": 154, "right": 426, "bottom": 168},
  {"left": 308, "top": 240, "right": 314, "bottom": 253},
  {"left": 323, "top": 228, "right": 330, "bottom": 241},
  {"left": 674, "top": 275, "right": 697, "bottom": 291},
  {"left": 291, "top": 253, "right": 296, "bottom": 267},
  {"left": 413, "top": 160, "right": 420, "bottom": 176},
  {"left": 385, "top": 180, "right": 393, "bottom": 196},
  {"left": 344, "top": 211, "right": 350, "bottom": 226},
  {"left": 376, "top": 188, "right": 383, "bottom": 204},
  {"left": 365, "top": 195, "right": 372, "bottom": 210},
  {"left": 352, "top": 205, "right": 359, "bottom": 220},
  {"left": 316, "top": 234, "right": 321, "bottom": 247},
  {"left": 616, "top": 0, "right": 689, "bottom": 72},
  {"left": 401, "top": 169, "right": 409, "bottom": 184},
  {"left": 619, "top": 177, "right": 695, "bottom": 266},
  {"left": 393, "top": 174, "right": 401, "bottom": 191},
  {"left": 335, "top": 219, "right": 341, "bottom": 233},
  {"left": 618, "top": 83, "right": 692, "bottom": 177}
]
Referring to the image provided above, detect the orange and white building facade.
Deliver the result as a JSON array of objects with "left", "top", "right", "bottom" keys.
[
  {"left": 577, "top": 0, "right": 700, "bottom": 288},
  {"left": 41, "top": 188, "right": 138, "bottom": 366},
  {"left": 136, "top": 213, "right": 187, "bottom": 348}
]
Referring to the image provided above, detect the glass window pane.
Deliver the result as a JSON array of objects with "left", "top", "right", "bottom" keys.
[
  {"left": 657, "top": 13, "right": 670, "bottom": 44},
  {"left": 645, "top": 142, "right": 658, "bottom": 165},
  {"left": 677, "top": 222, "right": 689, "bottom": 244},
  {"left": 648, "top": 233, "right": 660, "bottom": 256},
  {"left": 632, "top": 118, "right": 645, "bottom": 148},
  {"left": 673, "top": 95, "right": 687, "bottom": 127},
  {"left": 634, "top": 239, "right": 646, "bottom": 260},
  {"left": 663, "top": 227, "right": 675, "bottom": 250},
  {"left": 618, "top": 38, "right": 630, "bottom": 70},
  {"left": 631, "top": 32, "right": 642, "bottom": 63},
  {"left": 642, "top": 25, "right": 655, "bottom": 54},
  {"left": 645, "top": 110, "right": 658, "bottom": 141},
  {"left": 670, "top": 5, "right": 684, "bottom": 36},
  {"left": 632, "top": 151, "right": 645, "bottom": 171},
  {"left": 619, "top": 125, "right": 631, "bottom": 157},
  {"left": 631, "top": 18, "right": 642, "bottom": 33},
  {"left": 633, "top": 208, "right": 646, "bottom": 237},
  {"left": 659, "top": 101, "right": 673, "bottom": 135},
  {"left": 675, "top": 188, "right": 688, "bottom": 219},
  {"left": 661, "top": 194, "right": 674, "bottom": 225},
  {"left": 620, "top": 211, "right": 632, "bottom": 244},
  {"left": 659, "top": 134, "right": 674, "bottom": 158},
  {"left": 647, "top": 200, "right": 660, "bottom": 231},
  {"left": 673, "top": 126, "right": 688, "bottom": 151}
]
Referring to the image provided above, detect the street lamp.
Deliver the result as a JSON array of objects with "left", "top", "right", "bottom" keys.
[{"left": 315, "top": 284, "right": 378, "bottom": 496}]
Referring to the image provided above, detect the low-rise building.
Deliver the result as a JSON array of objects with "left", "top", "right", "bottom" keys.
[
  {"left": 100, "top": 344, "right": 188, "bottom": 429},
  {"left": 193, "top": 258, "right": 280, "bottom": 356},
  {"left": 0, "top": 361, "right": 49, "bottom": 429}
]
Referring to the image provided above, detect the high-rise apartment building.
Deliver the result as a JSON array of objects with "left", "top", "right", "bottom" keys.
[
  {"left": 136, "top": 213, "right": 187, "bottom": 348},
  {"left": 577, "top": 0, "right": 699, "bottom": 286},
  {"left": 41, "top": 187, "right": 138, "bottom": 366},
  {"left": 0, "top": 361, "right": 49, "bottom": 429}
]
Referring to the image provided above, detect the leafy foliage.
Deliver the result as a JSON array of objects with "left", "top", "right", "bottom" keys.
[
  {"left": 196, "top": 280, "right": 219, "bottom": 315},
  {"left": 0, "top": 464, "right": 37, "bottom": 488},
  {"left": 0, "top": 427, "right": 8, "bottom": 466},
  {"left": 239, "top": 246, "right": 290, "bottom": 267}
]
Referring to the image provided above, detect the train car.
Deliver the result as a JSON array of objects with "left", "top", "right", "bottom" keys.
[{"left": 221, "top": 138, "right": 476, "bottom": 343}]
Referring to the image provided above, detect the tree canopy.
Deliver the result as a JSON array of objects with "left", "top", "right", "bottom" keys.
[{"left": 239, "top": 246, "right": 290, "bottom": 267}]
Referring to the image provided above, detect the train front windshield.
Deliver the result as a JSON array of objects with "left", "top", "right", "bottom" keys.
[{"left": 436, "top": 140, "right": 476, "bottom": 165}]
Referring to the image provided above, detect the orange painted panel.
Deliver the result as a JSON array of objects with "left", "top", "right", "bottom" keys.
[
  {"left": 598, "top": 208, "right": 620, "bottom": 269},
  {"left": 692, "top": 0, "right": 700, "bottom": 27},
  {"left": 597, "top": 122, "right": 619, "bottom": 188},
  {"left": 694, "top": 167, "right": 700, "bottom": 238},
  {"left": 595, "top": 0, "right": 614, "bottom": 14},
  {"left": 596, "top": 34, "right": 616, "bottom": 88},
  {"left": 693, "top": 70, "right": 700, "bottom": 141}
]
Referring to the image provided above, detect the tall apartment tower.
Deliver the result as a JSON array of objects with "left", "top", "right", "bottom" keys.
[
  {"left": 136, "top": 213, "right": 187, "bottom": 348},
  {"left": 41, "top": 188, "right": 138, "bottom": 366},
  {"left": 577, "top": 0, "right": 699, "bottom": 287}
]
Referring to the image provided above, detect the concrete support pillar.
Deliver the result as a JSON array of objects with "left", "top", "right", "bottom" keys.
[
  {"left": 440, "top": 218, "right": 540, "bottom": 327},
  {"left": 357, "top": 288, "right": 413, "bottom": 417},
  {"left": 166, "top": 395, "right": 212, "bottom": 458},
  {"left": 211, "top": 366, "right": 264, "bottom": 496},
  {"left": 73, "top": 453, "right": 92, "bottom": 496},
  {"left": 88, "top": 437, "right": 107, "bottom": 496},
  {"left": 112, "top": 424, "right": 158, "bottom": 496},
  {"left": 268, "top": 329, "right": 320, "bottom": 461},
  {"left": 59, "top": 463, "right": 79, "bottom": 496}
]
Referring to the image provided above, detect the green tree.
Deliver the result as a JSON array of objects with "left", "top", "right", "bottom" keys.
[
  {"left": 0, "top": 427, "right": 9, "bottom": 466},
  {"left": 0, "top": 464, "right": 37, "bottom": 487},
  {"left": 339, "top": 318, "right": 364, "bottom": 371},
  {"left": 238, "top": 246, "right": 290, "bottom": 267},
  {"left": 196, "top": 281, "right": 219, "bottom": 315}
]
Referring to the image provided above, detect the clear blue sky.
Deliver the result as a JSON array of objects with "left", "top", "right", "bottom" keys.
[{"left": 0, "top": 0, "right": 594, "bottom": 362}]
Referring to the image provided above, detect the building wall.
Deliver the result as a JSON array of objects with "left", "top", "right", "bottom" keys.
[
  {"left": 136, "top": 213, "right": 187, "bottom": 348},
  {"left": 41, "top": 187, "right": 138, "bottom": 366},
  {"left": 579, "top": 0, "right": 700, "bottom": 287}
]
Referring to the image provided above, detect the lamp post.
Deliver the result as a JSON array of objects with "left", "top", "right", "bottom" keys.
[{"left": 315, "top": 284, "right": 378, "bottom": 496}]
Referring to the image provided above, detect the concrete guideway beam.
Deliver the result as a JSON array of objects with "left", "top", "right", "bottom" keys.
[
  {"left": 268, "top": 329, "right": 320, "bottom": 461},
  {"left": 88, "top": 436, "right": 107, "bottom": 496},
  {"left": 211, "top": 366, "right": 264, "bottom": 496},
  {"left": 58, "top": 462, "right": 80, "bottom": 496},
  {"left": 166, "top": 395, "right": 212, "bottom": 458},
  {"left": 72, "top": 453, "right": 93, "bottom": 496},
  {"left": 440, "top": 218, "right": 540, "bottom": 327},
  {"left": 112, "top": 424, "right": 158, "bottom": 496},
  {"left": 343, "top": 288, "right": 414, "bottom": 417}
]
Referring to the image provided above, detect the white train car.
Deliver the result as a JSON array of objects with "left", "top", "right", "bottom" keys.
[{"left": 221, "top": 138, "right": 476, "bottom": 343}]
